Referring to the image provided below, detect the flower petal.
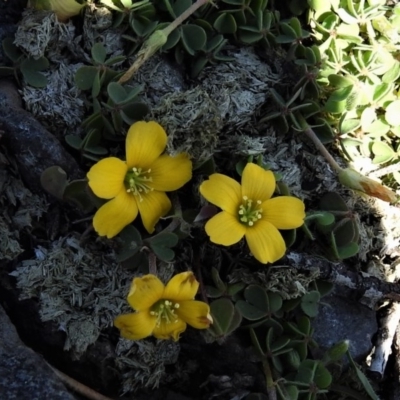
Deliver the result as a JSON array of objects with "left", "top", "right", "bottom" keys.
[
  {"left": 241, "top": 163, "right": 276, "bottom": 202},
  {"left": 152, "top": 318, "right": 187, "bottom": 341},
  {"left": 205, "top": 211, "right": 246, "bottom": 246},
  {"left": 126, "top": 121, "right": 167, "bottom": 169},
  {"left": 245, "top": 220, "right": 286, "bottom": 264},
  {"left": 93, "top": 190, "right": 138, "bottom": 238},
  {"left": 137, "top": 190, "right": 171, "bottom": 233},
  {"left": 177, "top": 300, "right": 212, "bottom": 329},
  {"left": 163, "top": 272, "right": 199, "bottom": 301},
  {"left": 261, "top": 197, "right": 305, "bottom": 229},
  {"left": 114, "top": 312, "right": 157, "bottom": 341},
  {"left": 127, "top": 274, "right": 165, "bottom": 311},
  {"left": 149, "top": 154, "right": 192, "bottom": 192},
  {"left": 200, "top": 174, "right": 241, "bottom": 214},
  {"left": 87, "top": 157, "right": 127, "bottom": 199}
]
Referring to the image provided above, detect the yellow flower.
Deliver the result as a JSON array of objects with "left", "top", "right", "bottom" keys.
[
  {"left": 199, "top": 163, "right": 305, "bottom": 264},
  {"left": 87, "top": 121, "right": 192, "bottom": 238},
  {"left": 114, "top": 272, "right": 212, "bottom": 341}
]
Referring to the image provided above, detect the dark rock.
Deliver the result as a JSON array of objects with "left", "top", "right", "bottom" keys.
[
  {"left": 0, "top": 303, "right": 76, "bottom": 400},
  {"left": 0, "top": 79, "right": 83, "bottom": 193},
  {"left": 0, "top": 0, "right": 27, "bottom": 24},
  {"left": 311, "top": 286, "right": 377, "bottom": 362}
]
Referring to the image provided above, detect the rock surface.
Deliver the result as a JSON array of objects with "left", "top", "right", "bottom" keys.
[
  {"left": 0, "top": 80, "right": 83, "bottom": 194},
  {"left": 0, "top": 303, "right": 76, "bottom": 400},
  {"left": 311, "top": 286, "right": 377, "bottom": 362}
]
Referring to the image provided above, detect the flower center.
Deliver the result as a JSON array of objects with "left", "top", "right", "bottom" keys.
[
  {"left": 124, "top": 167, "right": 153, "bottom": 201},
  {"left": 238, "top": 196, "right": 263, "bottom": 226},
  {"left": 150, "top": 299, "right": 180, "bottom": 327}
]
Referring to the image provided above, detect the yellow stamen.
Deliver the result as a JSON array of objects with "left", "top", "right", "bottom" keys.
[
  {"left": 150, "top": 299, "right": 180, "bottom": 327},
  {"left": 238, "top": 197, "right": 263, "bottom": 227},
  {"left": 124, "top": 167, "right": 153, "bottom": 201}
]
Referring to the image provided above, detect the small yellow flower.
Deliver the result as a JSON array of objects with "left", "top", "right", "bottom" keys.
[
  {"left": 114, "top": 272, "right": 212, "bottom": 341},
  {"left": 200, "top": 163, "right": 305, "bottom": 264},
  {"left": 87, "top": 121, "right": 192, "bottom": 238}
]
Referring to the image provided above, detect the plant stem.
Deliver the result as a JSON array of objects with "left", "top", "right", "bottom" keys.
[
  {"left": 148, "top": 252, "right": 157, "bottom": 275},
  {"left": 262, "top": 358, "right": 277, "bottom": 400},
  {"left": 303, "top": 126, "right": 343, "bottom": 173},
  {"left": 47, "top": 363, "right": 114, "bottom": 400},
  {"left": 163, "top": 0, "right": 210, "bottom": 36},
  {"left": 118, "top": 0, "right": 212, "bottom": 83}
]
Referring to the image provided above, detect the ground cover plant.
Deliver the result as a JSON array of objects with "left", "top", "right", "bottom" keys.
[{"left": 1, "top": 0, "right": 400, "bottom": 399}]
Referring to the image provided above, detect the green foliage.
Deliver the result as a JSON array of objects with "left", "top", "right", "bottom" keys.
[
  {"left": 73, "top": 43, "right": 149, "bottom": 140},
  {"left": 304, "top": 192, "right": 360, "bottom": 260},
  {"left": 40, "top": 167, "right": 94, "bottom": 212},
  {"left": 0, "top": 38, "right": 49, "bottom": 87},
  {"left": 115, "top": 226, "right": 180, "bottom": 263}
]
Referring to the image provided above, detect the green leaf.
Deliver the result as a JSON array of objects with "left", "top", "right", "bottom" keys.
[
  {"left": 209, "top": 298, "right": 242, "bottom": 337},
  {"left": 65, "top": 134, "right": 84, "bottom": 150},
  {"left": 121, "top": 102, "right": 150, "bottom": 123},
  {"left": 301, "top": 291, "right": 320, "bottom": 317},
  {"left": 320, "top": 192, "right": 349, "bottom": 212},
  {"left": 314, "top": 362, "right": 332, "bottom": 388},
  {"left": 235, "top": 285, "right": 269, "bottom": 321},
  {"left": 40, "top": 166, "right": 68, "bottom": 200},
  {"left": 337, "top": 242, "right": 359, "bottom": 259},
  {"left": 372, "top": 141, "right": 395, "bottom": 164},
  {"left": 213, "top": 12, "right": 237, "bottom": 34},
  {"left": 20, "top": 68, "right": 47, "bottom": 88},
  {"left": 385, "top": 100, "right": 400, "bottom": 126},
  {"left": 91, "top": 42, "right": 107, "bottom": 64},
  {"left": 146, "top": 232, "right": 179, "bottom": 262},
  {"left": 92, "top": 70, "right": 102, "bottom": 98},
  {"left": 107, "top": 82, "right": 127, "bottom": 103},
  {"left": 116, "top": 225, "right": 143, "bottom": 262},
  {"left": 2, "top": 38, "right": 22, "bottom": 62},
  {"left": 347, "top": 351, "right": 379, "bottom": 400},
  {"left": 0, "top": 67, "right": 15, "bottom": 77},
  {"left": 147, "top": 233, "right": 179, "bottom": 248},
  {"left": 382, "top": 61, "right": 400, "bottom": 83},
  {"left": 63, "top": 179, "right": 94, "bottom": 213},
  {"left": 172, "top": 0, "right": 191, "bottom": 17},
  {"left": 211, "top": 267, "right": 227, "bottom": 293},
  {"left": 181, "top": 24, "right": 207, "bottom": 53},
  {"left": 23, "top": 57, "right": 49, "bottom": 71},
  {"left": 20, "top": 57, "right": 49, "bottom": 87},
  {"left": 337, "top": 8, "right": 358, "bottom": 24},
  {"left": 75, "top": 66, "right": 98, "bottom": 90},
  {"left": 161, "top": 25, "right": 181, "bottom": 50}
]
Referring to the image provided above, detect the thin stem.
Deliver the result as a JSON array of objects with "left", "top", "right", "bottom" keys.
[
  {"left": 303, "top": 126, "right": 343, "bottom": 173},
  {"left": 262, "top": 358, "right": 277, "bottom": 400},
  {"left": 47, "top": 363, "right": 114, "bottom": 400},
  {"left": 163, "top": 0, "right": 210, "bottom": 36},
  {"left": 148, "top": 252, "right": 158, "bottom": 275},
  {"left": 118, "top": 0, "right": 212, "bottom": 83}
]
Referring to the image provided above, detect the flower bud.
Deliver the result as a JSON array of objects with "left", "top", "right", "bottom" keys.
[{"left": 339, "top": 168, "right": 397, "bottom": 203}]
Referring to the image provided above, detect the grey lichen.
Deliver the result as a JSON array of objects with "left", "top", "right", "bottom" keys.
[
  {"left": 116, "top": 339, "right": 180, "bottom": 393},
  {"left": 22, "top": 63, "right": 85, "bottom": 133},
  {"left": 152, "top": 88, "right": 222, "bottom": 163},
  {"left": 10, "top": 235, "right": 132, "bottom": 358},
  {"left": 0, "top": 157, "right": 47, "bottom": 261},
  {"left": 198, "top": 46, "right": 281, "bottom": 129},
  {"left": 14, "top": 2, "right": 124, "bottom": 134}
]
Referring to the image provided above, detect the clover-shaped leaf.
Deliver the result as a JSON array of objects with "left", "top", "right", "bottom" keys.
[
  {"left": 301, "top": 291, "right": 320, "bottom": 317},
  {"left": 209, "top": 298, "right": 242, "bottom": 338},
  {"left": 146, "top": 232, "right": 179, "bottom": 262}
]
